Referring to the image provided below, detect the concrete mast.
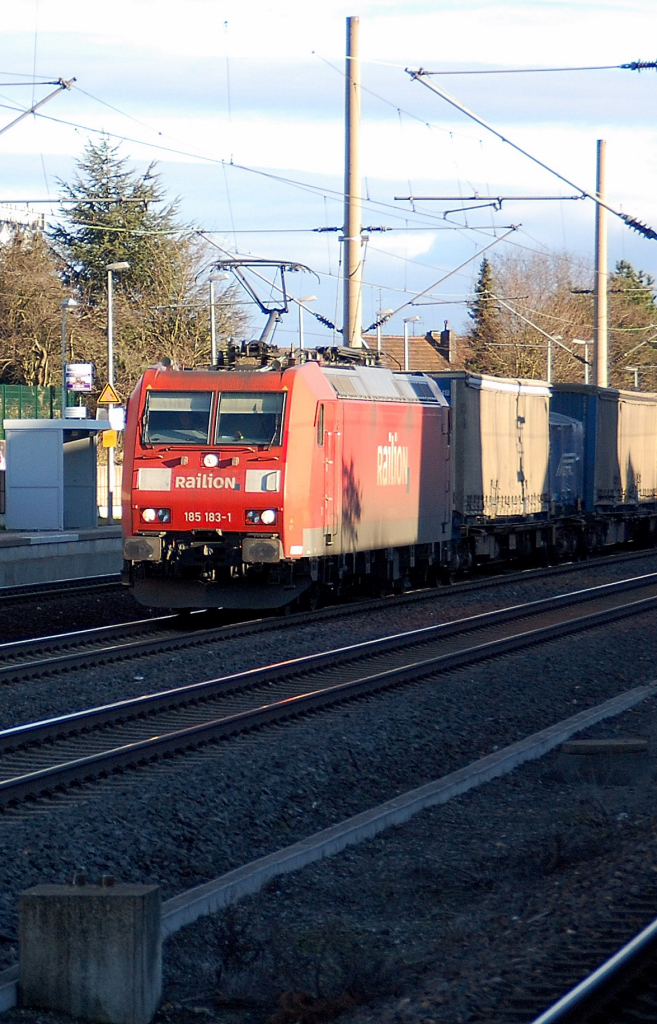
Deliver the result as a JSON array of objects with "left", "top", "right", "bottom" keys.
[
  {"left": 594, "top": 139, "right": 608, "bottom": 388},
  {"left": 343, "top": 15, "right": 363, "bottom": 347}
]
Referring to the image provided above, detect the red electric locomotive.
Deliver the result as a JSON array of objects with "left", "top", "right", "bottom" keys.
[{"left": 122, "top": 354, "right": 452, "bottom": 609}]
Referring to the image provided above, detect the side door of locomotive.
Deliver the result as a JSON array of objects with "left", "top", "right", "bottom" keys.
[{"left": 322, "top": 401, "right": 343, "bottom": 547}]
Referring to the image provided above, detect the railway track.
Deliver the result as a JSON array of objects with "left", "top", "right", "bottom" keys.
[
  {"left": 0, "top": 573, "right": 121, "bottom": 604},
  {"left": 2, "top": 549, "right": 657, "bottom": 685},
  {"left": 0, "top": 545, "right": 650, "bottom": 617},
  {"left": 0, "top": 571, "right": 656, "bottom": 810},
  {"left": 517, "top": 900, "right": 657, "bottom": 1023}
]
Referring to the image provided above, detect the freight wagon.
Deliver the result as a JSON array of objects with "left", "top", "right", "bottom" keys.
[
  {"left": 431, "top": 371, "right": 552, "bottom": 567},
  {"left": 551, "top": 382, "right": 657, "bottom": 550}
]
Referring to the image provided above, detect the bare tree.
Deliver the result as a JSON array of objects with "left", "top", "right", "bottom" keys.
[
  {"left": 0, "top": 229, "right": 67, "bottom": 386},
  {"left": 466, "top": 251, "right": 657, "bottom": 388}
]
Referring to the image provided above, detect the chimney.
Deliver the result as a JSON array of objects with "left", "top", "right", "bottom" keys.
[
  {"left": 427, "top": 321, "right": 457, "bottom": 364},
  {"left": 442, "top": 321, "right": 457, "bottom": 363}
]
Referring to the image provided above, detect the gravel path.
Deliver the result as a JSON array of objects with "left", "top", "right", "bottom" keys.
[{"left": 0, "top": 579, "right": 655, "bottom": 1022}]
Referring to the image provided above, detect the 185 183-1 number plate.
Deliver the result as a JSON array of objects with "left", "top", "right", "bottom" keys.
[{"left": 184, "top": 511, "right": 233, "bottom": 523}]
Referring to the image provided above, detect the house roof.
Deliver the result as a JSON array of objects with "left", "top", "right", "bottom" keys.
[{"left": 363, "top": 331, "right": 469, "bottom": 372}]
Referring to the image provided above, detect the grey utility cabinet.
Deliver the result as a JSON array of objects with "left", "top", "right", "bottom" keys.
[{"left": 3, "top": 420, "right": 109, "bottom": 531}]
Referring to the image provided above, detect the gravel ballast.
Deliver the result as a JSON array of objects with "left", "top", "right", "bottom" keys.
[
  {"left": 0, "top": 585, "right": 145, "bottom": 644},
  {"left": 2, "top": 553, "right": 657, "bottom": 1023},
  {"left": 1, "top": 551, "right": 657, "bottom": 733}
]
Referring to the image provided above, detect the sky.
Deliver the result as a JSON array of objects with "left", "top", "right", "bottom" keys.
[{"left": 2, "top": 0, "right": 657, "bottom": 347}]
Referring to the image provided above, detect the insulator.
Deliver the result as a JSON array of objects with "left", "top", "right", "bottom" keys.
[
  {"left": 621, "top": 214, "right": 657, "bottom": 241},
  {"left": 622, "top": 60, "right": 657, "bottom": 71}
]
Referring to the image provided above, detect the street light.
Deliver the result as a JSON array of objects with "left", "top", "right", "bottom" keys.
[
  {"left": 209, "top": 273, "right": 229, "bottom": 364},
  {"left": 60, "top": 298, "right": 79, "bottom": 419},
  {"left": 376, "top": 309, "right": 393, "bottom": 355},
  {"left": 627, "top": 365, "right": 640, "bottom": 390},
  {"left": 403, "top": 316, "right": 421, "bottom": 371},
  {"left": 105, "top": 262, "right": 130, "bottom": 523},
  {"left": 572, "top": 339, "right": 593, "bottom": 385},
  {"left": 546, "top": 335, "right": 562, "bottom": 384},
  {"left": 296, "top": 296, "right": 317, "bottom": 350}
]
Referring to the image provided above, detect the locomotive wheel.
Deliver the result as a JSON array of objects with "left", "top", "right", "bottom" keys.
[{"left": 298, "top": 583, "right": 321, "bottom": 612}]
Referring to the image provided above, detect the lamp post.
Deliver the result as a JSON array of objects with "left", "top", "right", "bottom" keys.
[
  {"left": 105, "top": 262, "right": 129, "bottom": 523},
  {"left": 376, "top": 309, "right": 393, "bottom": 355},
  {"left": 60, "top": 298, "right": 79, "bottom": 419},
  {"left": 546, "top": 335, "right": 562, "bottom": 384},
  {"left": 209, "top": 273, "right": 229, "bottom": 364},
  {"left": 297, "top": 296, "right": 317, "bottom": 350},
  {"left": 403, "top": 316, "right": 420, "bottom": 371},
  {"left": 572, "top": 339, "right": 593, "bottom": 385}
]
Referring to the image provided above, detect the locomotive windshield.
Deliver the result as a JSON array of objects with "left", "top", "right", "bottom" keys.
[
  {"left": 215, "top": 392, "right": 285, "bottom": 446},
  {"left": 142, "top": 391, "right": 212, "bottom": 444}
]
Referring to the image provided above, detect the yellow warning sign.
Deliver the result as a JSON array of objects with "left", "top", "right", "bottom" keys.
[
  {"left": 102, "top": 429, "right": 118, "bottom": 448},
  {"left": 97, "top": 383, "right": 121, "bottom": 404}
]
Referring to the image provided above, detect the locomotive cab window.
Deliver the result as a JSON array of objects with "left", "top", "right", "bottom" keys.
[
  {"left": 142, "top": 391, "right": 212, "bottom": 445},
  {"left": 215, "top": 392, "right": 285, "bottom": 446},
  {"left": 316, "top": 403, "right": 324, "bottom": 446}
]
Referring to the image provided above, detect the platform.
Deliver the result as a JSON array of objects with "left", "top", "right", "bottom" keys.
[{"left": 0, "top": 526, "right": 122, "bottom": 588}]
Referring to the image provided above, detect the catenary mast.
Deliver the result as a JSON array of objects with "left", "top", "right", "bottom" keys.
[
  {"left": 594, "top": 139, "right": 608, "bottom": 387},
  {"left": 343, "top": 16, "right": 363, "bottom": 347}
]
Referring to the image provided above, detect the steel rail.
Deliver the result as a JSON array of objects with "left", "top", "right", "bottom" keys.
[
  {"left": 0, "top": 578, "right": 654, "bottom": 808},
  {"left": 0, "top": 548, "right": 654, "bottom": 675},
  {"left": 530, "top": 915, "right": 657, "bottom": 1023},
  {"left": 1, "top": 571, "right": 656, "bottom": 750},
  {"left": 1, "top": 683, "right": 656, "bottom": 1015},
  {"left": 0, "top": 543, "right": 651, "bottom": 616},
  {"left": 0, "top": 574, "right": 121, "bottom": 603},
  {"left": 159, "top": 682, "right": 657, "bottom": 937},
  {"left": 1, "top": 559, "right": 657, "bottom": 687}
]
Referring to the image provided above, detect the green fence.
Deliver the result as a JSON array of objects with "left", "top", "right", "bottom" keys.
[{"left": 0, "top": 385, "right": 60, "bottom": 439}]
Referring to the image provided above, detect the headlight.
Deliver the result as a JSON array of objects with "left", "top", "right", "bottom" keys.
[
  {"left": 141, "top": 507, "right": 171, "bottom": 524},
  {"left": 202, "top": 452, "right": 219, "bottom": 468},
  {"left": 245, "top": 509, "right": 278, "bottom": 526}
]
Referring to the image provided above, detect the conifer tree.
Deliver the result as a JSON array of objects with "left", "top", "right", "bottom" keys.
[
  {"left": 611, "top": 260, "right": 656, "bottom": 312},
  {"left": 50, "top": 138, "right": 246, "bottom": 397},
  {"left": 466, "top": 257, "right": 504, "bottom": 373},
  {"left": 51, "top": 137, "right": 184, "bottom": 300}
]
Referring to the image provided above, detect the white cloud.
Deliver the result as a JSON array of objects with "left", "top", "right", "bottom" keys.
[{"left": 367, "top": 231, "right": 437, "bottom": 260}]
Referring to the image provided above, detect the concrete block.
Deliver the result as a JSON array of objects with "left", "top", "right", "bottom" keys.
[
  {"left": 19, "top": 881, "right": 161, "bottom": 1024},
  {"left": 562, "top": 737, "right": 648, "bottom": 754}
]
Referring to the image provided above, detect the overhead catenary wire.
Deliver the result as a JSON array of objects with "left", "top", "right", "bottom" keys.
[
  {"left": 413, "top": 60, "right": 657, "bottom": 75},
  {"left": 15, "top": 89, "right": 567, "bottom": 322},
  {"left": 491, "top": 294, "right": 590, "bottom": 366},
  {"left": 502, "top": 299, "right": 657, "bottom": 334},
  {"left": 30, "top": 105, "right": 457, "bottom": 229},
  {"left": 28, "top": 95, "right": 506, "bottom": 236},
  {"left": 407, "top": 70, "right": 657, "bottom": 243},
  {"left": 15, "top": 57, "right": 641, "bottom": 334},
  {"left": 0, "top": 77, "right": 74, "bottom": 140},
  {"left": 201, "top": 232, "right": 505, "bottom": 334},
  {"left": 365, "top": 227, "right": 518, "bottom": 331}
]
